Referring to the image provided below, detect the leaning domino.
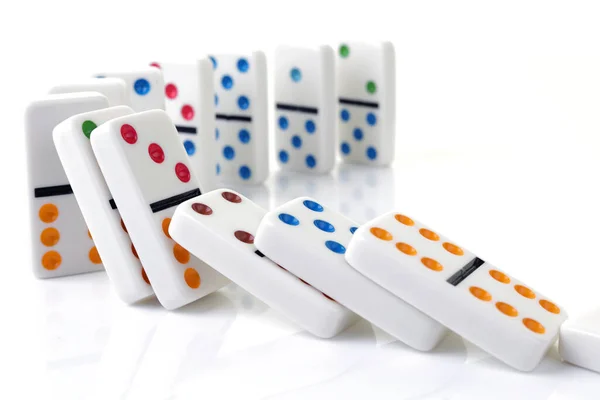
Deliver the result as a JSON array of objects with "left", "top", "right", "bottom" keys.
[
  {"left": 559, "top": 308, "right": 600, "bottom": 374},
  {"left": 49, "top": 78, "right": 128, "bottom": 107},
  {"left": 93, "top": 67, "right": 165, "bottom": 112}
]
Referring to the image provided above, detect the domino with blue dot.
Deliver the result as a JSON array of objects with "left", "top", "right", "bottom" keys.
[
  {"left": 275, "top": 45, "right": 335, "bottom": 174},
  {"left": 93, "top": 67, "right": 165, "bottom": 112},
  {"left": 337, "top": 42, "right": 395, "bottom": 166}
]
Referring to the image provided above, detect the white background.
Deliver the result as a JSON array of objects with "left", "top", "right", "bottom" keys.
[{"left": 2, "top": 0, "right": 600, "bottom": 398}]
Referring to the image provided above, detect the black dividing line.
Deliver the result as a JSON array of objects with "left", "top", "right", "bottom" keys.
[
  {"left": 34, "top": 184, "right": 73, "bottom": 198},
  {"left": 447, "top": 257, "right": 486, "bottom": 287},
  {"left": 255, "top": 250, "right": 265, "bottom": 258},
  {"left": 109, "top": 199, "right": 117, "bottom": 210},
  {"left": 150, "top": 188, "right": 201, "bottom": 213},
  {"left": 176, "top": 126, "right": 197, "bottom": 134},
  {"left": 338, "top": 97, "right": 379, "bottom": 109},
  {"left": 276, "top": 103, "right": 318, "bottom": 115},
  {"left": 216, "top": 113, "right": 252, "bottom": 122}
]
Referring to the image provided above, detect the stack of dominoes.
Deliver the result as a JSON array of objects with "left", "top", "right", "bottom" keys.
[{"left": 25, "top": 43, "right": 600, "bottom": 375}]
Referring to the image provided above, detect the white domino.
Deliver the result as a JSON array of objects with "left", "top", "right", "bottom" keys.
[
  {"left": 90, "top": 109, "right": 229, "bottom": 310},
  {"left": 274, "top": 45, "right": 335, "bottom": 174},
  {"left": 559, "top": 308, "right": 600, "bottom": 374},
  {"left": 336, "top": 41, "right": 395, "bottom": 166},
  {"left": 255, "top": 197, "right": 448, "bottom": 351},
  {"left": 93, "top": 67, "right": 165, "bottom": 112},
  {"left": 346, "top": 211, "right": 568, "bottom": 371},
  {"left": 25, "top": 92, "right": 108, "bottom": 278},
  {"left": 49, "top": 78, "right": 128, "bottom": 107},
  {"left": 170, "top": 189, "right": 357, "bottom": 338},
  {"left": 53, "top": 106, "right": 154, "bottom": 304}
]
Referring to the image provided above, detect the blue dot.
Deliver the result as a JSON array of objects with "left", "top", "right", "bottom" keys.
[
  {"left": 237, "top": 58, "right": 249, "bottom": 72},
  {"left": 306, "top": 155, "right": 316, "bottom": 169},
  {"left": 291, "top": 135, "right": 302, "bottom": 149},
  {"left": 215, "top": 128, "right": 220, "bottom": 140},
  {"left": 134, "top": 78, "right": 150, "bottom": 96},
  {"left": 216, "top": 163, "right": 221, "bottom": 175},
  {"left": 340, "top": 109, "right": 350, "bottom": 122},
  {"left": 279, "top": 213, "right": 299, "bottom": 226},
  {"left": 223, "top": 145, "right": 235, "bottom": 160},
  {"left": 290, "top": 68, "right": 302, "bottom": 82},
  {"left": 314, "top": 219, "right": 335, "bottom": 232},
  {"left": 350, "top": 227, "right": 358, "bottom": 234},
  {"left": 221, "top": 75, "right": 233, "bottom": 90},
  {"left": 239, "top": 165, "right": 251, "bottom": 180},
  {"left": 183, "top": 140, "right": 196, "bottom": 156},
  {"left": 366, "top": 112, "right": 377, "bottom": 126},
  {"left": 238, "top": 129, "right": 250, "bottom": 144},
  {"left": 278, "top": 116, "right": 289, "bottom": 130},
  {"left": 96, "top": 75, "right": 106, "bottom": 78},
  {"left": 215, "top": 94, "right": 219, "bottom": 106},
  {"left": 341, "top": 142, "right": 351, "bottom": 155},
  {"left": 238, "top": 95, "right": 250, "bottom": 110},
  {"left": 325, "top": 240, "right": 346, "bottom": 254},
  {"left": 353, "top": 128, "right": 364, "bottom": 141},
  {"left": 366, "top": 147, "right": 377, "bottom": 160},
  {"left": 305, "top": 120, "right": 316, "bottom": 134},
  {"left": 279, "top": 150, "right": 289, "bottom": 163},
  {"left": 210, "top": 56, "right": 217, "bottom": 69},
  {"left": 303, "top": 200, "right": 323, "bottom": 212}
]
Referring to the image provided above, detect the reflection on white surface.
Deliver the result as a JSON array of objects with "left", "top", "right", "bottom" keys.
[
  {"left": 223, "top": 182, "right": 272, "bottom": 210},
  {"left": 270, "top": 169, "right": 338, "bottom": 208}
]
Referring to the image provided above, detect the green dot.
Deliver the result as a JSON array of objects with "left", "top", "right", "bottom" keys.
[
  {"left": 366, "top": 81, "right": 377, "bottom": 94},
  {"left": 339, "top": 44, "right": 350, "bottom": 58},
  {"left": 82, "top": 120, "right": 97, "bottom": 139}
]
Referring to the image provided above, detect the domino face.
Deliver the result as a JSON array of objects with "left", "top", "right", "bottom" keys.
[
  {"left": 53, "top": 106, "right": 154, "bottom": 304},
  {"left": 559, "top": 308, "right": 600, "bottom": 374},
  {"left": 210, "top": 52, "right": 269, "bottom": 184},
  {"left": 170, "top": 189, "right": 357, "bottom": 338},
  {"left": 90, "top": 109, "right": 229, "bottom": 310},
  {"left": 25, "top": 92, "right": 109, "bottom": 278},
  {"left": 345, "top": 212, "right": 568, "bottom": 371},
  {"left": 49, "top": 78, "right": 128, "bottom": 107},
  {"left": 152, "top": 60, "right": 217, "bottom": 191},
  {"left": 254, "top": 197, "right": 448, "bottom": 351},
  {"left": 94, "top": 67, "right": 165, "bottom": 112},
  {"left": 275, "top": 45, "right": 335, "bottom": 173},
  {"left": 336, "top": 42, "right": 395, "bottom": 166}
]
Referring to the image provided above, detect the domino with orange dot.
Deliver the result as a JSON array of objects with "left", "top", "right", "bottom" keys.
[
  {"left": 25, "top": 92, "right": 109, "bottom": 278},
  {"left": 90, "top": 109, "right": 229, "bottom": 310},
  {"left": 346, "top": 212, "right": 568, "bottom": 371}
]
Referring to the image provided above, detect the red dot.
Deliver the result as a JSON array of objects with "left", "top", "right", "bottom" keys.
[
  {"left": 192, "top": 203, "right": 213, "bottom": 215},
  {"left": 181, "top": 105, "right": 194, "bottom": 120},
  {"left": 150, "top": 62, "right": 161, "bottom": 69},
  {"left": 323, "top": 293, "right": 336, "bottom": 301},
  {"left": 165, "top": 83, "right": 178, "bottom": 99},
  {"left": 234, "top": 230, "right": 254, "bottom": 244},
  {"left": 148, "top": 143, "right": 165, "bottom": 163},
  {"left": 175, "top": 162, "right": 190, "bottom": 182},
  {"left": 121, "top": 124, "right": 137, "bottom": 144},
  {"left": 221, "top": 191, "right": 242, "bottom": 203}
]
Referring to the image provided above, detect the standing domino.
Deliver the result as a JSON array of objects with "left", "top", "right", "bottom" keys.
[
  {"left": 210, "top": 52, "right": 268, "bottom": 184},
  {"left": 94, "top": 67, "right": 165, "bottom": 112},
  {"left": 337, "top": 42, "right": 395, "bottom": 165},
  {"left": 345, "top": 212, "right": 568, "bottom": 371},
  {"left": 254, "top": 197, "right": 448, "bottom": 351},
  {"left": 53, "top": 106, "right": 154, "bottom": 304},
  {"left": 153, "top": 59, "right": 217, "bottom": 191},
  {"left": 25, "top": 92, "right": 108, "bottom": 278},
  {"left": 559, "top": 308, "right": 600, "bottom": 374},
  {"left": 169, "top": 189, "right": 357, "bottom": 338},
  {"left": 49, "top": 78, "right": 128, "bottom": 107},
  {"left": 275, "top": 45, "right": 335, "bottom": 173},
  {"left": 91, "top": 109, "right": 229, "bottom": 310}
]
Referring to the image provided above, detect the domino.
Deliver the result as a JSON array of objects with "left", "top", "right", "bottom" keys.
[
  {"left": 94, "top": 67, "right": 165, "bottom": 112},
  {"left": 49, "top": 78, "right": 128, "bottom": 107},
  {"left": 210, "top": 52, "right": 269, "bottom": 184},
  {"left": 53, "top": 106, "right": 154, "bottom": 304},
  {"left": 559, "top": 308, "right": 600, "bottom": 374},
  {"left": 254, "top": 197, "right": 448, "bottom": 351},
  {"left": 90, "top": 109, "right": 229, "bottom": 310},
  {"left": 275, "top": 45, "right": 335, "bottom": 173},
  {"left": 336, "top": 42, "right": 395, "bottom": 166},
  {"left": 151, "top": 59, "right": 217, "bottom": 191},
  {"left": 345, "top": 212, "right": 568, "bottom": 371},
  {"left": 25, "top": 92, "right": 109, "bottom": 278},
  {"left": 169, "top": 189, "right": 357, "bottom": 338}
]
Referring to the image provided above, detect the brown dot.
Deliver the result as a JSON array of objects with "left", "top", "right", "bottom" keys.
[
  {"left": 421, "top": 257, "right": 443, "bottom": 271},
  {"left": 469, "top": 286, "right": 492, "bottom": 301},
  {"left": 523, "top": 318, "right": 545, "bottom": 334},
  {"left": 489, "top": 270, "right": 510, "bottom": 284},
  {"left": 395, "top": 214, "right": 414, "bottom": 226},
  {"left": 234, "top": 230, "right": 255, "bottom": 244},
  {"left": 42, "top": 251, "right": 61, "bottom": 270},
  {"left": 39, "top": 203, "right": 59, "bottom": 223},
  {"left": 396, "top": 242, "right": 417, "bottom": 256},
  {"left": 419, "top": 228, "right": 439, "bottom": 241},
  {"left": 87, "top": 229, "right": 92, "bottom": 239},
  {"left": 184, "top": 268, "right": 201, "bottom": 288},
  {"left": 222, "top": 191, "right": 242, "bottom": 203},
  {"left": 539, "top": 299, "right": 561, "bottom": 314},
  {"left": 173, "top": 243, "right": 190, "bottom": 264},
  {"left": 443, "top": 242, "right": 464, "bottom": 256},
  {"left": 515, "top": 284, "right": 536, "bottom": 299},
  {"left": 323, "top": 293, "right": 336, "bottom": 302},
  {"left": 192, "top": 203, "right": 213, "bottom": 215},
  {"left": 40, "top": 227, "right": 60, "bottom": 247},
  {"left": 162, "top": 218, "right": 171, "bottom": 239},
  {"left": 131, "top": 243, "right": 139, "bottom": 259},
  {"left": 496, "top": 302, "right": 518, "bottom": 317},
  {"left": 370, "top": 227, "right": 393, "bottom": 241},
  {"left": 89, "top": 247, "right": 102, "bottom": 264},
  {"left": 141, "top": 268, "right": 150, "bottom": 285},
  {"left": 121, "top": 219, "right": 128, "bottom": 233}
]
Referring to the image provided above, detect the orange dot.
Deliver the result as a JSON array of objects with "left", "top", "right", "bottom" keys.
[
  {"left": 42, "top": 251, "right": 61, "bottom": 270},
  {"left": 89, "top": 247, "right": 102, "bottom": 264},
  {"left": 515, "top": 284, "right": 536, "bottom": 299},
  {"left": 87, "top": 229, "right": 92, "bottom": 239},
  {"left": 184, "top": 268, "right": 201, "bottom": 288},
  {"left": 39, "top": 203, "right": 59, "bottom": 223},
  {"left": 469, "top": 286, "right": 492, "bottom": 301},
  {"left": 40, "top": 227, "right": 60, "bottom": 247},
  {"left": 496, "top": 302, "right": 518, "bottom": 317},
  {"left": 421, "top": 257, "right": 443, "bottom": 271},
  {"left": 395, "top": 214, "right": 414, "bottom": 226},
  {"left": 443, "top": 242, "right": 464, "bottom": 256},
  {"left": 539, "top": 299, "right": 561, "bottom": 314},
  {"left": 396, "top": 242, "right": 417, "bottom": 256},
  {"left": 141, "top": 268, "right": 150, "bottom": 285},
  {"left": 173, "top": 243, "right": 190, "bottom": 264},
  {"left": 162, "top": 218, "right": 171, "bottom": 238},
  {"left": 131, "top": 243, "right": 139, "bottom": 259},
  {"left": 523, "top": 318, "right": 545, "bottom": 334},
  {"left": 370, "top": 227, "right": 393, "bottom": 241},
  {"left": 489, "top": 270, "right": 510, "bottom": 284},
  {"left": 419, "top": 228, "right": 439, "bottom": 241},
  {"left": 121, "top": 219, "right": 128, "bottom": 233}
]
